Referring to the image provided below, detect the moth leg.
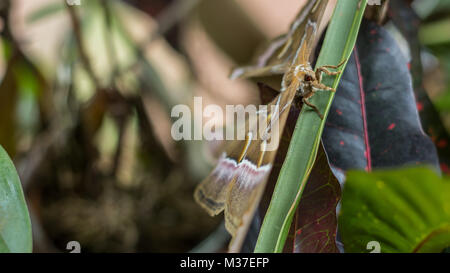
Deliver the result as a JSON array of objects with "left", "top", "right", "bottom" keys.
[
  {"left": 321, "top": 60, "right": 346, "bottom": 70},
  {"left": 315, "top": 67, "right": 340, "bottom": 82},
  {"left": 315, "top": 60, "right": 346, "bottom": 82},
  {"left": 312, "top": 82, "right": 336, "bottom": 93},
  {"left": 302, "top": 97, "right": 323, "bottom": 120}
]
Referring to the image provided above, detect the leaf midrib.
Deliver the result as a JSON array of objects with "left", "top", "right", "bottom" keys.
[{"left": 413, "top": 224, "right": 450, "bottom": 253}]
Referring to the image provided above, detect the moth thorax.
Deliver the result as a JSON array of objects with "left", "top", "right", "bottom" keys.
[
  {"left": 294, "top": 63, "right": 313, "bottom": 76},
  {"left": 297, "top": 82, "right": 307, "bottom": 95}
]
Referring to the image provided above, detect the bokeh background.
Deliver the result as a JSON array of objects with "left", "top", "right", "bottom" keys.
[{"left": 0, "top": 0, "right": 448, "bottom": 252}]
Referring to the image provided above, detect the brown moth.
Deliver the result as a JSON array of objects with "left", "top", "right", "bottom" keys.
[{"left": 194, "top": 0, "right": 344, "bottom": 252}]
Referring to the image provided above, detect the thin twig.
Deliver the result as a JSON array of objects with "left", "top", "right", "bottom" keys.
[
  {"left": 65, "top": 2, "right": 101, "bottom": 87},
  {"left": 100, "top": 0, "right": 120, "bottom": 84}
]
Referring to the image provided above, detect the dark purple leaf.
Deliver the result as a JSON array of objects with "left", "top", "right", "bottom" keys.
[
  {"left": 389, "top": 0, "right": 450, "bottom": 174},
  {"left": 322, "top": 20, "right": 439, "bottom": 174},
  {"left": 292, "top": 144, "right": 341, "bottom": 253}
]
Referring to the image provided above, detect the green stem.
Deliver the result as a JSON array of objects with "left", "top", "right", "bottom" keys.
[{"left": 255, "top": 0, "right": 367, "bottom": 253}]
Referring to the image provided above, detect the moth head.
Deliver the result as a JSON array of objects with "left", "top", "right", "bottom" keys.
[
  {"left": 303, "top": 73, "right": 314, "bottom": 82},
  {"left": 295, "top": 70, "right": 315, "bottom": 95}
]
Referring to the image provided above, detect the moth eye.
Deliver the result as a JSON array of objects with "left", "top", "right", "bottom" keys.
[{"left": 304, "top": 75, "right": 313, "bottom": 82}]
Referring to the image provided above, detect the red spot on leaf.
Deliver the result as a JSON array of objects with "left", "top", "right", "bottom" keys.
[
  {"left": 387, "top": 123, "right": 396, "bottom": 130},
  {"left": 437, "top": 139, "right": 448, "bottom": 148},
  {"left": 407, "top": 63, "right": 411, "bottom": 70},
  {"left": 441, "top": 163, "right": 450, "bottom": 174},
  {"left": 370, "top": 29, "right": 377, "bottom": 35},
  {"left": 416, "top": 102, "right": 423, "bottom": 111},
  {"left": 340, "top": 141, "right": 345, "bottom": 146},
  {"left": 336, "top": 109, "right": 342, "bottom": 115}
]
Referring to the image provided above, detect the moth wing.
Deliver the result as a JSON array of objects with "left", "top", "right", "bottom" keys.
[
  {"left": 225, "top": 90, "right": 296, "bottom": 252},
  {"left": 225, "top": 142, "right": 273, "bottom": 253},
  {"left": 195, "top": 0, "right": 330, "bottom": 252},
  {"left": 230, "top": 0, "right": 329, "bottom": 79},
  {"left": 194, "top": 139, "right": 255, "bottom": 216},
  {"left": 230, "top": 63, "right": 288, "bottom": 80},
  {"left": 288, "top": 0, "right": 329, "bottom": 66},
  {"left": 195, "top": 85, "right": 285, "bottom": 217}
]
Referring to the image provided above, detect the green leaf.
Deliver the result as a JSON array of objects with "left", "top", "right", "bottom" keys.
[
  {"left": 255, "top": 0, "right": 367, "bottom": 253},
  {"left": 0, "top": 146, "right": 32, "bottom": 253},
  {"left": 340, "top": 167, "right": 450, "bottom": 253},
  {"left": 419, "top": 18, "right": 450, "bottom": 46}
]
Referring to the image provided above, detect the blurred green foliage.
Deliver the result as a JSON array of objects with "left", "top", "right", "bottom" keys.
[
  {"left": 417, "top": 0, "right": 450, "bottom": 114},
  {"left": 340, "top": 167, "right": 450, "bottom": 253},
  {"left": 0, "top": 146, "right": 32, "bottom": 253}
]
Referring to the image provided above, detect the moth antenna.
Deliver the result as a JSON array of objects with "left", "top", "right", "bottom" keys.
[
  {"left": 258, "top": 141, "right": 268, "bottom": 168},
  {"left": 238, "top": 132, "right": 253, "bottom": 163}
]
